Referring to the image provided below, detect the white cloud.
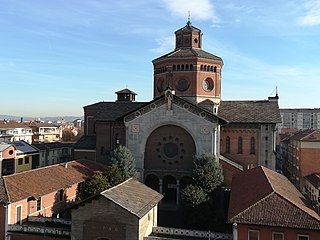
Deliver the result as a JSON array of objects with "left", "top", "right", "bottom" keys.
[
  {"left": 297, "top": 0, "right": 320, "bottom": 26},
  {"left": 162, "top": 0, "right": 219, "bottom": 23},
  {"left": 149, "top": 36, "right": 174, "bottom": 54}
]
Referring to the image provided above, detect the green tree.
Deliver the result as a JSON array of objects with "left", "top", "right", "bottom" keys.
[
  {"left": 110, "top": 145, "right": 136, "bottom": 179},
  {"left": 181, "top": 154, "right": 225, "bottom": 230},
  {"left": 181, "top": 184, "right": 207, "bottom": 207},
  {"left": 104, "top": 164, "right": 126, "bottom": 187},
  {"left": 82, "top": 172, "right": 110, "bottom": 199},
  {"left": 192, "top": 154, "right": 224, "bottom": 194}
]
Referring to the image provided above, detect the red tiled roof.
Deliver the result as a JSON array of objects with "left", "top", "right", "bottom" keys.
[
  {"left": 1, "top": 160, "right": 106, "bottom": 203},
  {"left": 290, "top": 129, "right": 320, "bottom": 141},
  {"left": 228, "top": 166, "right": 320, "bottom": 230},
  {"left": 27, "top": 122, "right": 57, "bottom": 128},
  {"left": 0, "top": 121, "right": 30, "bottom": 129}
]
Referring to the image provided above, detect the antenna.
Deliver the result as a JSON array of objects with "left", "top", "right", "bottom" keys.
[{"left": 187, "top": 11, "right": 191, "bottom": 25}]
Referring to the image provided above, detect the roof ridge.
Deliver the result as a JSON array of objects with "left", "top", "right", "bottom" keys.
[
  {"left": 230, "top": 191, "right": 274, "bottom": 222},
  {"left": 101, "top": 177, "right": 132, "bottom": 194},
  {"left": 262, "top": 167, "right": 320, "bottom": 222},
  {"left": 274, "top": 192, "right": 320, "bottom": 223},
  {"left": 2, "top": 160, "right": 82, "bottom": 178}
]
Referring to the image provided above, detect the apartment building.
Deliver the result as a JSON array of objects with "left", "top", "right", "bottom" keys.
[
  {"left": 279, "top": 108, "right": 320, "bottom": 132},
  {"left": 281, "top": 129, "right": 320, "bottom": 190},
  {"left": 33, "top": 142, "right": 73, "bottom": 167},
  {"left": 27, "top": 122, "right": 60, "bottom": 143},
  {"left": 0, "top": 121, "right": 33, "bottom": 144}
]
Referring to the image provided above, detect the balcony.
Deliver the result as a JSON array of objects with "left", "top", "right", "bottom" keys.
[{"left": 8, "top": 216, "right": 71, "bottom": 237}]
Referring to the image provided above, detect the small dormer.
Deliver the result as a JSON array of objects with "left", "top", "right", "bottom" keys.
[{"left": 115, "top": 88, "right": 137, "bottom": 102}]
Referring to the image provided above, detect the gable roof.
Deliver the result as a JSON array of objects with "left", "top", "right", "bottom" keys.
[
  {"left": 27, "top": 122, "right": 57, "bottom": 128},
  {"left": 0, "top": 143, "right": 15, "bottom": 152},
  {"left": 0, "top": 159, "right": 106, "bottom": 203},
  {"left": 291, "top": 129, "right": 320, "bottom": 141},
  {"left": 89, "top": 102, "right": 147, "bottom": 121},
  {"left": 101, "top": 178, "right": 163, "bottom": 219},
  {"left": 219, "top": 100, "right": 281, "bottom": 123},
  {"left": 123, "top": 93, "right": 228, "bottom": 125},
  {"left": 228, "top": 166, "right": 320, "bottom": 230},
  {"left": 0, "top": 121, "right": 31, "bottom": 129}
]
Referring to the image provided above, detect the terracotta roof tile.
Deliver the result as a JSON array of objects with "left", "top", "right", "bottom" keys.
[
  {"left": 0, "top": 121, "right": 31, "bottom": 129},
  {"left": 1, "top": 160, "right": 106, "bottom": 203},
  {"left": 101, "top": 178, "right": 163, "bottom": 218},
  {"left": 228, "top": 166, "right": 320, "bottom": 230},
  {"left": 219, "top": 100, "right": 281, "bottom": 123}
]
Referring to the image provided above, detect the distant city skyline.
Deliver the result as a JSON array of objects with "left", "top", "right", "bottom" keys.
[{"left": 1, "top": 0, "right": 320, "bottom": 117}]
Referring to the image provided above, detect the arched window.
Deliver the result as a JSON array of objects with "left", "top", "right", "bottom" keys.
[
  {"left": 210, "top": 66, "right": 214, "bottom": 71},
  {"left": 204, "top": 65, "right": 207, "bottom": 71},
  {"left": 214, "top": 66, "right": 217, "bottom": 72},
  {"left": 238, "top": 137, "right": 243, "bottom": 154},
  {"left": 200, "top": 65, "right": 203, "bottom": 70},
  {"left": 177, "top": 65, "right": 180, "bottom": 71},
  {"left": 226, "top": 136, "right": 230, "bottom": 153},
  {"left": 181, "top": 64, "right": 184, "bottom": 70},
  {"left": 173, "top": 65, "right": 176, "bottom": 71},
  {"left": 185, "top": 64, "right": 189, "bottom": 70},
  {"left": 190, "top": 64, "right": 193, "bottom": 70},
  {"left": 250, "top": 137, "right": 255, "bottom": 154}
]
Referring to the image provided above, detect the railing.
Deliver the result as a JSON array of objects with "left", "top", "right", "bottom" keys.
[
  {"left": 8, "top": 224, "right": 71, "bottom": 237},
  {"left": 152, "top": 226, "right": 232, "bottom": 239},
  {"left": 28, "top": 216, "right": 71, "bottom": 225}
]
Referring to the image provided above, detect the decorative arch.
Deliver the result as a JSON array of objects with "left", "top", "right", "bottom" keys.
[{"left": 144, "top": 125, "right": 196, "bottom": 172}]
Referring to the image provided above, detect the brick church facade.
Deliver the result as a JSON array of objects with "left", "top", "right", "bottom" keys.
[{"left": 74, "top": 21, "right": 281, "bottom": 203}]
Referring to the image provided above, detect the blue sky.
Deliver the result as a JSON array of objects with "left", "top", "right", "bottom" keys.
[{"left": 1, "top": 0, "right": 320, "bottom": 117}]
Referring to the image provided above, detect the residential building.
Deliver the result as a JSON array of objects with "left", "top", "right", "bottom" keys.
[
  {"left": 0, "top": 120, "right": 33, "bottom": 144},
  {"left": 0, "top": 159, "right": 106, "bottom": 240},
  {"left": 75, "top": 21, "right": 280, "bottom": 194},
  {"left": 0, "top": 143, "right": 16, "bottom": 177},
  {"left": 305, "top": 173, "right": 320, "bottom": 213},
  {"left": 228, "top": 166, "right": 320, "bottom": 240},
  {"left": 33, "top": 142, "right": 73, "bottom": 167},
  {"left": 71, "top": 178, "right": 163, "bottom": 240},
  {"left": 281, "top": 129, "right": 320, "bottom": 190},
  {"left": 12, "top": 140, "right": 40, "bottom": 173},
  {"left": 27, "top": 122, "right": 60, "bottom": 143},
  {"left": 279, "top": 108, "right": 320, "bottom": 133}
]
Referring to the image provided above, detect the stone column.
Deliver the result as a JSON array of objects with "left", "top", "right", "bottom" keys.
[{"left": 176, "top": 179, "right": 180, "bottom": 205}]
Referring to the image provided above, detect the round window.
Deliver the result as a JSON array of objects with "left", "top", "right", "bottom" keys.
[
  {"left": 176, "top": 79, "right": 189, "bottom": 92},
  {"left": 9, "top": 150, "right": 13, "bottom": 155},
  {"left": 163, "top": 142, "right": 179, "bottom": 158},
  {"left": 202, "top": 78, "right": 214, "bottom": 92}
]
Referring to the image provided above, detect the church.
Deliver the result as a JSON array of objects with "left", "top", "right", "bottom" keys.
[{"left": 74, "top": 21, "right": 281, "bottom": 204}]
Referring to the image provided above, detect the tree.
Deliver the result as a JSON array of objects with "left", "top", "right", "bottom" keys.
[
  {"left": 182, "top": 154, "right": 223, "bottom": 206},
  {"left": 104, "top": 164, "right": 126, "bottom": 187},
  {"left": 192, "top": 154, "right": 224, "bottom": 194},
  {"left": 110, "top": 145, "right": 137, "bottom": 180},
  {"left": 82, "top": 172, "right": 110, "bottom": 199},
  {"left": 180, "top": 153, "right": 225, "bottom": 230},
  {"left": 181, "top": 184, "right": 207, "bottom": 207}
]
